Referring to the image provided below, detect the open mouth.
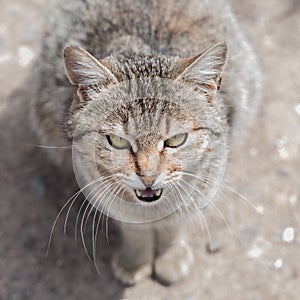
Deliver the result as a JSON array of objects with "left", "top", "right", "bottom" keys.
[{"left": 134, "top": 188, "right": 163, "bottom": 202}]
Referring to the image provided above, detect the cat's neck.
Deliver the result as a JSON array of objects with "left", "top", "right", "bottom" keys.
[{"left": 106, "top": 35, "right": 152, "bottom": 57}]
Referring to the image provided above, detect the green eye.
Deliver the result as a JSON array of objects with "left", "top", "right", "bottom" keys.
[
  {"left": 164, "top": 133, "right": 188, "bottom": 148},
  {"left": 107, "top": 134, "right": 131, "bottom": 150}
]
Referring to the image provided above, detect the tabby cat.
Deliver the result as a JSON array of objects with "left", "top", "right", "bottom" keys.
[{"left": 31, "top": 0, "right": 261, "bottom": 285}]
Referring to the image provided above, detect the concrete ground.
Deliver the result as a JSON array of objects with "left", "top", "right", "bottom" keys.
[{"left": 0, "top": 0, "right": 299, "bottom": 299}]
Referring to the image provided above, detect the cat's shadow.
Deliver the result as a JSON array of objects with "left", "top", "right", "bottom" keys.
[{"left": 1, "top": 79, "right": 126, "bottom": 300}]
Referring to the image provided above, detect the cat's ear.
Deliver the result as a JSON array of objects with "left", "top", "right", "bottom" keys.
[
  {"left": 63, "top": 46, "right": 118, "bottom": 86},
  {"left": 175, "top": 42, "right": 228, "bottom": 92}
]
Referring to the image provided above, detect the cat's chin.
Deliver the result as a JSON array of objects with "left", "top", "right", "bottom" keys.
[{"left": 134, "top": 188, "right": 163, "bottom": 203}]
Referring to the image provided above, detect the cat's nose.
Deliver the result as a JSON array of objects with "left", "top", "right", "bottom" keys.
[{"left": 140, "top": 175, "right": 157, "bottom": 187}]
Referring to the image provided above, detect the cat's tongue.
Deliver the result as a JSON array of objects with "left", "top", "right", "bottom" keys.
[{"left": 141, "top": 188, "right": 156, "bottom": 198}]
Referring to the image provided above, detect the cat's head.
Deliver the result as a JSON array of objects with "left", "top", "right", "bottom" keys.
[{"left": 63, "top": 43, "right": 228, "bottom": 223}]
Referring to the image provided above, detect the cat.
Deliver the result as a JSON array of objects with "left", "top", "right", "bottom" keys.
[{"left": 30, "top": 0, "right": 261, "bottom": 285}]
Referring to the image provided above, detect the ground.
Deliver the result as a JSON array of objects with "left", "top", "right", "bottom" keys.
[{"left": 0, "top": 0, "right": 300, "bottom": 299}]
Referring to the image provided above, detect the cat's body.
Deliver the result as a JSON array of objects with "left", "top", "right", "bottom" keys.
[{"left": 31, "top": 0, "right": 261, "bottom": 285}]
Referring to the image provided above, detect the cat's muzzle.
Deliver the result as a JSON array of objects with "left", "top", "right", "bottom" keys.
[{"left": 134, "top": 188, "right": 163, "bottom": 202}]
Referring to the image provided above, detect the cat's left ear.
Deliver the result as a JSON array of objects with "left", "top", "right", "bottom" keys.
[
  {"left": 175, "top": 42, "right": 228, "bottom": 92},
  {"left": 63, "top": 46, "right": 118, "bottom": 86}
]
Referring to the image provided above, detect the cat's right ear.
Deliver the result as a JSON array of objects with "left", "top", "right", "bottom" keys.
[
  {"left": 63, "top": 46, "right": 118, "bottom": 86},
  {"left": 174, "top": 42, "right": 228, "bottom": 93}
]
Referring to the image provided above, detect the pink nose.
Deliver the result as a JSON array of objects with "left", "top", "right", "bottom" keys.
[{"left": 140, "top": 176, "right": 156, "bottom": 187}]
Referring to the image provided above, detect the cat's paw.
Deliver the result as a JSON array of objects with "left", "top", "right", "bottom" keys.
[
  {"left": 154, "top": 240, "right": 194, "bottom": 285},
  {"left": 111, "top": 252, "right": 152, "bottom": 286}
]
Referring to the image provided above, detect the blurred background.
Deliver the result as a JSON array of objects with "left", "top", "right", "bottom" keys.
[{"left": 0, "top": 0, "right": 299, "bottom": 299}]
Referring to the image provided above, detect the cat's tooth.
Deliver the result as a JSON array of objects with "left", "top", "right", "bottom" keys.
[
  {"left": 136, "top": 190, "right": 142, "bottom": 197},
  {"left": 154, "top": 189, "right": 161, "bottom": 196}
]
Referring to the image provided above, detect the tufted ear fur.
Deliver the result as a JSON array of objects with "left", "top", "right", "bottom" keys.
[
  {"left": 175, "top": 42, "right": 228, "bottom": 92},
  {"left": 63, "top": 46, "right": 118, "bottom": 86}
]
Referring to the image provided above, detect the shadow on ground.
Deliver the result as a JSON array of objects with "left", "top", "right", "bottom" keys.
[{"left": 0, "top": 83, "right": 125, "bottom": 299}]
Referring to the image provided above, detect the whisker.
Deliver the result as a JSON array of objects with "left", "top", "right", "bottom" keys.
[
  {"left": 87, "top": 180, "right": 118, "bottom": 245},
  {"left": 176, "top": 180, "right": 213, "bottom": 250},
  {"left": 171, "top": 183, "right": 198, "bottom": 233},
  {"left": 80, "top": 201, "right": 95, "bottom": 262},
  {"left": 63, "top": 191, "right": 83, "bottom": 235},
  {"left": 180, "top": 171, "right": 262, "bottom": 214},
  {"left": 91, "top": 184, "right": 123, "bottom": 275},
  {"left": 46, "top": 175, "right": 108, "bottom": 257},
  {"left": 82, "top": 176, "right": 116, "bottom": 232},
  {"left": 175, "top": 177, "right": 207, "bottom": 245},
  {"left": 210, "top": 201, "right": 234, "bottom": 237},
  {"left": 221, "top": 182, "right": 264, "bottom": 215},
  {"left": 79, "top": 181, "right": 115, "bottom": 262},
  {"left": 95, "top": 183, "right": 120, "bottom": 243},
  {"left": 117, "top": 188, "right": 127, "bottom": 223},
  {"left": 64, "top": 175, "right": 113, "bottom": 235},
  {"left": 178, "top": 171, "right": 215, "bottom": 208},
  {"left": 169, "top": 184, "right": 184, "bottom": 221},
  {"left": 75, "top": 198, "right": 89, "bottom": 242},
  {"left": 178, "top": 176, "right": 233, "bottom": 237},
  {"left": 27, "top": 143, "right": 72, "bottom": 150},
  {"left": 90, "top": 181, "right": 117, "bottom": 231},
  {"left": 99, "top": 184, "right": 121, "bottom": 240},
  {"left": 46, "top": 193, "right": 77, "bottom": 257},
  {"left": 104, "top": 184, "right": 124, "bottom": 244},
  {"left": 92, "top": 185, "right": 126, "bottom": 272},
  {"left": 74, "top": 175, "right": 115, "bottom": 240}
]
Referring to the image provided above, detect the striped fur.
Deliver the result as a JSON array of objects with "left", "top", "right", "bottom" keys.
[{"left": 30, "top": 0, "right": 261, "bottom": 285}]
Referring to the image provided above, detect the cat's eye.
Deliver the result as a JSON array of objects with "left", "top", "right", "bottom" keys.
[
  {"left": 164, "top": 133, "right": 188, "bottom": 148},
  {"left": 107, "top": 134, "right": 131, "bottom": 150}
]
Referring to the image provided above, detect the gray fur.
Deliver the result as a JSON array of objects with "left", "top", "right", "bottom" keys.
[{"left": 31, "top": 0, "right": 261, "bottom": 285}]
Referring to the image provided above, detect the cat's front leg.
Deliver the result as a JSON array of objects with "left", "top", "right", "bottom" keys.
[
  {"left": 154, "top": 224, "right": 194, "bottom": 285},
  {"left": 112, "top": 223, "right": 153, "bottom": 285}
]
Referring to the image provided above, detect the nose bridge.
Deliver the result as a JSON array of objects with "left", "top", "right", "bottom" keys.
[{"left": 136, "top": 151, "right": 159, "bottom": 176}]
